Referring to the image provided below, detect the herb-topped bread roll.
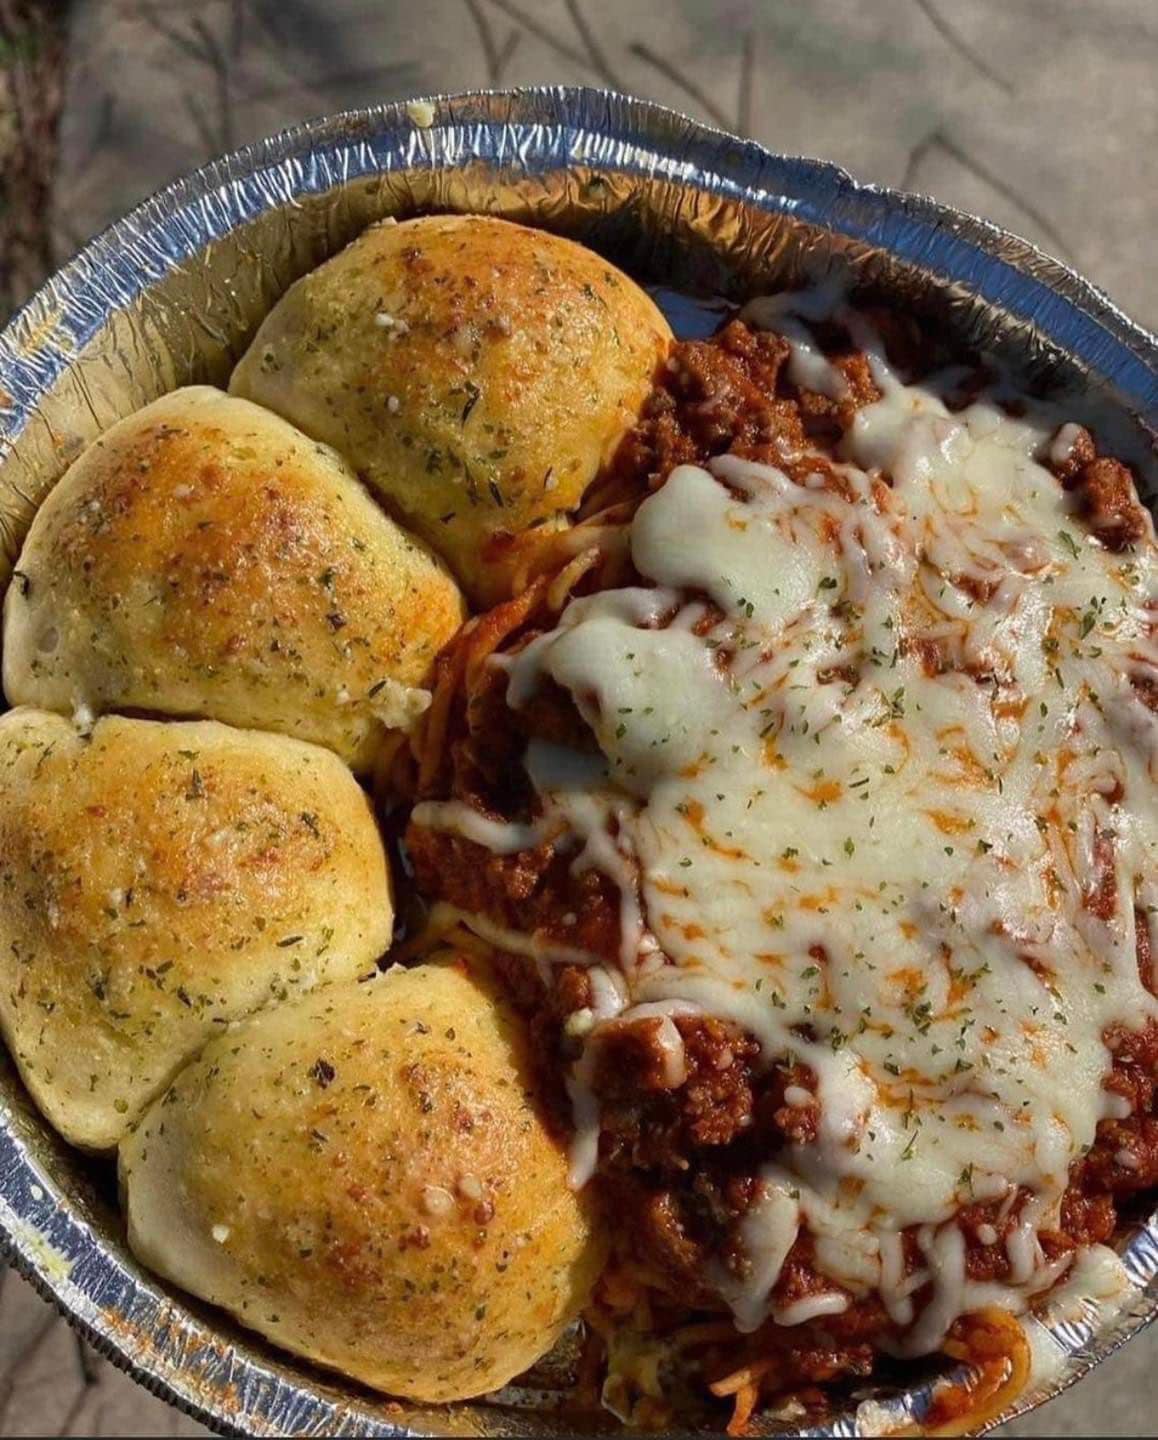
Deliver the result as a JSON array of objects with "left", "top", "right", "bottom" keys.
[
  {"left": 2, "top": 387, "right": 465, "bottom": 773},
  {"left": 120, "top": 958, "right": 606, "bottom": 1402},
  {"left": 0, "top": 708, "right": 393, "bottom": 1151},
  {"left": 230, "top": 215, "right": 672, "bottom": 601}
]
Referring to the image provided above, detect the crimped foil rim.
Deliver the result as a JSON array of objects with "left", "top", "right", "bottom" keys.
[
  {"left": 0, "top": 86, "right": 1155, "bottom": 1439},
  {"left": 1, "top": 87, "right": 1155, "bottom": 447}
]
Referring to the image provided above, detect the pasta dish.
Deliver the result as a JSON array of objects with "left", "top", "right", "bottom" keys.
[{"left": 0, "top": 212, "right": 1153, "bottom": 1435}]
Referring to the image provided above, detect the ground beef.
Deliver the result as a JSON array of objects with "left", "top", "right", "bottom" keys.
[
  {"left": 1082, "top": 1116, "right": 1158, "bottom": 1194},
  {"left": 1048, "top": 423, "right": 1098, "bottom": 486},
  {"left": 587, "top": 318, "right": 875, "bottom": 514},
  {"left": 792, "top": 348, "right": 881, "bottom": 442},
  {"left": 748, "top": 1234, "right": 889, "bottom": 1380},
  {"left": 405, "top": 824, "right": 622, "bottom": 963},
  {"left": 626, "top": 321, "right": 800, "bottom": 476},
  {"left": 632, "top": 1185, "right": 714, "bottom": 1295},
  {"left": 595, "top": 1015, "right": 760, "bottom": 1168},
  {"left": 1047, "top": 426, "right": 1148, "bottom": 548},
  {"left": 1063, "top": 456, "right": 1150, "bottom": 550},
  {"left": 1058, "top": 1185, "right": 1117, "bottom": 1248},
  {"left": 1041, "top": 1014, "right": 1158, "bottom": 1232}
]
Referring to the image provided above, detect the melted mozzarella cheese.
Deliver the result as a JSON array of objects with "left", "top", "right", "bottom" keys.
[{"left": 445, "top": 305, "right": 1158, "bottom": 1352}]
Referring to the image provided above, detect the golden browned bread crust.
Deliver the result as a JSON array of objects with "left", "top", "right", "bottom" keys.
[
  {"left": 0, "top": 708, "right": 393, "bottom": 1150},
  {"left": 230, "top": 214, "right": 672, "bottom": 601},
  {"left": 120, "top": 958, "right": 605, "bottom": 1401},
  {"left": 2, "top": 387, "right": 465, "bottom": 772}
]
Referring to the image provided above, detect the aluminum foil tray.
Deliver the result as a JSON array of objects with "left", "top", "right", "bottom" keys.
[{"left": 0, "top": 87, "right": 1155, "bottom": 1438}]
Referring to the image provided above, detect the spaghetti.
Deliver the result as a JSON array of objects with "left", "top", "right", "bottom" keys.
[{"left": 403, "top": 294, "right": 1158, "bottom": 1431}]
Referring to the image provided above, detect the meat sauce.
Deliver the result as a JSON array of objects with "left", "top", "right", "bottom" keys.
[{"left": 403, "top": 312, "right": 1157, "bottom": 1390}]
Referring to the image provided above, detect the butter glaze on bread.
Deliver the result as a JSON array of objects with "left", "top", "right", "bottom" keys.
[
  {"left": 120, "top": 959, "right": 605, "bottom": 1401},
  {"left": 230, "top": 215, "right": 673, "bottom": 602},
  {"left": 0, "top": 709, "right": 393, "bottom": 1150},
  {"left": 2, "top": 387, "right": 465, "bottom": 772}
]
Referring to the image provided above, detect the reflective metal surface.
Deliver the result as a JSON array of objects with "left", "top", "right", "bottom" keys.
[{"left": 0, "top": 87, "right": 1154, "bottom": 1438}]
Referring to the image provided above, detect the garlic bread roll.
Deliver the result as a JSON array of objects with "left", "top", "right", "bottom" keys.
[
  {"left": 230, "top": 215, "right": 672, "bottom": 601},
  {"left": 120, "top": 959, "right": 605, "bottom": 1402},
  {"left": 0, "top": 709, "right": 393, "bottom": 1151},
  {"left": 2, "top": 387, "right": 465, "bottom": 772}
]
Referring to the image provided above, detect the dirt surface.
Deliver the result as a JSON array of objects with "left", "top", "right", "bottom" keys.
[{"left": 0, "top": 0, "right": 69, "bottom": 316}]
